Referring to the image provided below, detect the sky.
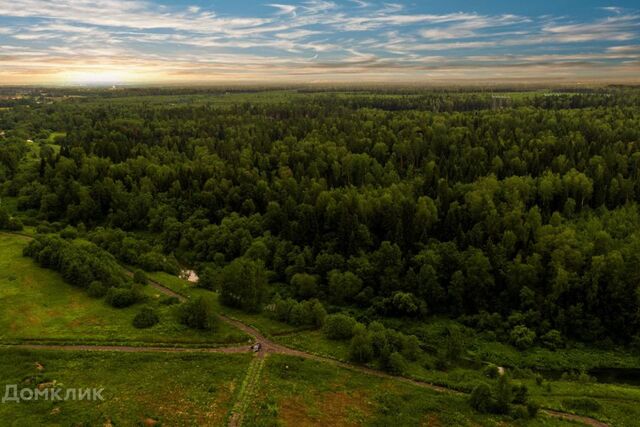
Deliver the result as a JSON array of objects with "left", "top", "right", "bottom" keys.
[{"left": 0, "top": 0, "right": 639, "bottom": 85}]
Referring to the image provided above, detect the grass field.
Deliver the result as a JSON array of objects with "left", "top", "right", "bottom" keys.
[
  {"left": 0, "top": 348, "right": 252, "bottom": 426},
  {"left": 0, "top": 233, "right": 248, "bottom": 346},
  {"left": 271, "top": 323, "right": 640, "bottom": 426},
  {"left": 244, "top": 354, "right": 575, "bottom": 427}
]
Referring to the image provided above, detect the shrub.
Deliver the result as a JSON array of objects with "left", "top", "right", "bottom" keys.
[
  {"left": 291, "top": 273, "right": 318, "bottom": 299},
  {"left": 179, "top": 297, "right": 216, "bottom": 330},
  {"left": 327, "top": 270, "right": 362, "bottom": 304},
  {"left": 494, "top": 374, "right": 513, "bottom": 414},
  {"left": 270, "top": 297, "right": 326, "bottom": 328},
  {"left": 540, "top": 329, "right": 564, "bottom": 350},
  {"left": 469, "top": 383, "right": 493, "bottom": 413},
  {"left": 349, "top": 327, "right": 374, "bottom": 363},
  {"left": 36, "top": 224, "right": 54, "bottom": 234},
  {"left": 512, "top": 383, "right": 528, "bottom": 404},
  {"left": 6, "top": 217, "right": 23, "bottom": 231},
  {"left": 132, "top": 307, "right": 159, "bottom": 329},
  {"left": 510, "top": 325, "right": 536, "bottom": 350},
  {"left": 527, "top": 400, "right": 540, "bottom": 418},
  {"left": 443, "top": 326, "right": 465, "bottom": 362},
  {"left": 483, "top": 364, "right": 500, "bottom": 379},
  {"left": 60, "top": 226, "right": 78, "bottom": 240},
  {"left": 87, "top": 281, "right": 107, "bottom": 298},
  {"left": 132, "top": 269, "right": 148, "bottom": 285},
  {"left": 400, "top": 334, "right": 421, "bottom": 361},
  {"left": 0, "top": 208, "right": 21, "bottom": 231},
  {"left": 511, "top": 405, "right": 529, "bottom": 420},
  {"left": 386, "top": 352, "right": 407, "bottom": 375},
  {"left": 0, "top": 207, "right": 8, "bottom": 228},
  {"left": 310, "top": 300, "right": 327, "bottom": 327},
  {"left": 106, "top": 287, "right": 139, "bottom": 308},
  {"left": 272, "top": 297, "right": 296, "bottom": 322},
  {"left": 324, "top": 314, "right": 357, "bottom": 340},
  {"left": 535, "top": 374, "right": 544, "bottom": 386},
  {"left": 197, "top": 266, "right": 219, "bottom": 290},
  {"left": 160, "top": 296, "right": 180, "bottom": 305}
]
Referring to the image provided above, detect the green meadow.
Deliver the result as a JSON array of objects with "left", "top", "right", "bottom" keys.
[
  {"left": 0, "top": 233, "right": 248, "bottom": 346},
  {"left": 0, "top": 348, "right": 251, "bottom": 426}
]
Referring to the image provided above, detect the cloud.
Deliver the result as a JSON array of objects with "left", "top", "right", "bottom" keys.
[
  {"left": 420, "top": 14, "right": 529, "bottom": 40},
  {"left": 0, "top": 0, "right": 638, "bottom": 85},
  {"left": 267, "top": 3, "right": 297, "bottom": 16},
  {"left": 541, "top": 13, "right": 640, "bottom": 42},
  {"left": 350, "top": 0, "right": 370, "bottom": 8}
]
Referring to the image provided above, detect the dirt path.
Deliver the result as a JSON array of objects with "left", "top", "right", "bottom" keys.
[
  {"left": 1, "top": 231, "right": 611, "bottom": 427},
  {"left": 541, "top": 409, "right": 609, "bottom": 427}
]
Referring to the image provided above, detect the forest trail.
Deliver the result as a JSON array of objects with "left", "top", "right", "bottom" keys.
[{"left": 1, "top": 231, "right": 610, "bottom": 427}]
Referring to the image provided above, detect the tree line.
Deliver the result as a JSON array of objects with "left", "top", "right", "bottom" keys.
[{"left": 2, "top": 89, "right": 640, "bottom": 346}]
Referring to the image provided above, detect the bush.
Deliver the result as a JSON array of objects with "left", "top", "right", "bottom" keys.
[
  {"left": 400, "top": 334, "right": 421, "bottom": 361},
  {"left": 0, "top": 208, "right": 21, "bottom": 231},
  {"left": 443, "top": 326, "right": 465, "bottom": 362},
  {"left": 527, "top": 401, "right": 540, "bottom": 418},
  {"left": 179, "top": 297, "right": 216, "bottom": 330},
  {"left": 0, "top": 207, "right": 8, "bottom": 228},
  {"left": 197, "top": 266, "right": 219, "bottom": 290},
  {"left": 386, "top": 352, "right": 407, "bottom": 375},
  {"left": 87, "top": 281, "right": 107, "bottom": 298},
  {"left": 349, "top": 328, "right": 374, "bottom": 363},
  {"left": 483, "top": 364, "right": 500, "bottom": 379},
  {"left": 535, "top": 374, "right": 544, "bottom": 386},
  {"left": 324, "top": 314, "right": 357, "bottom": 340},
  {"left": 6, "top": 217, "right": 23, "bottom": 231},
  {"left": 132, "top": 307, "right": 159, "bottom": 328},
  {"left": 291, "top": 273, "right": 318, "bottom": 299},
  {"left": 106, "top": 287, "right": 140, "bottom": 308},
  {"left": 540, "top": 329, "right": 564, "bottom": 350},
  {"left": 494, "top": 373, "right": 513, "bottom": 414},
  {"left": 511, "top": 405, "right": 529, "bottom": 420},
  {"left": 512, "top": 383, "right": 528, "bottom": 404},
  {"left": 310, "top": 300, "right": 327, "bottom": 327},
  {"left": 510, "top": 325, "right": 536, "bottom": 350},
  {"left": 133, "top": 269, "right": 148, "bottom": 285},
  {"left": 470, "top": 383, "right": 493, "bottom": 413},
  {"left": 270, "top": 297, "right": 326, "bottom": 328},
  {"left": 36, "top": 224, "right": 54, "bottom": 234},
  {"left": 60, "top": 226, "right": 78, "bottom": 240},
  {"left": 160, "top": 296, "right": 180, "bottom": 305}
]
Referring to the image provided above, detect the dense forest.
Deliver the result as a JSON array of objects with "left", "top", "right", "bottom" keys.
[{"left": 2, "top": 88, "right": 640, "bottom": 349}]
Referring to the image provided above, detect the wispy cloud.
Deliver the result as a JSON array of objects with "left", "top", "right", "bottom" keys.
[
  {"left": 267, "top": 3, "right": 297, "bottom": 16},
  {"left": 0, "top": 0, "right": 638, "bottom": 84}
]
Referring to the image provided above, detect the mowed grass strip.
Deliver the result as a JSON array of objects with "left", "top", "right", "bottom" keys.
[
  {"left": 0, "top": 233, "right": 248, "bottom": 345},
  {"left": 0, "top": 348, "right": 252, "bottom": 426}
]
